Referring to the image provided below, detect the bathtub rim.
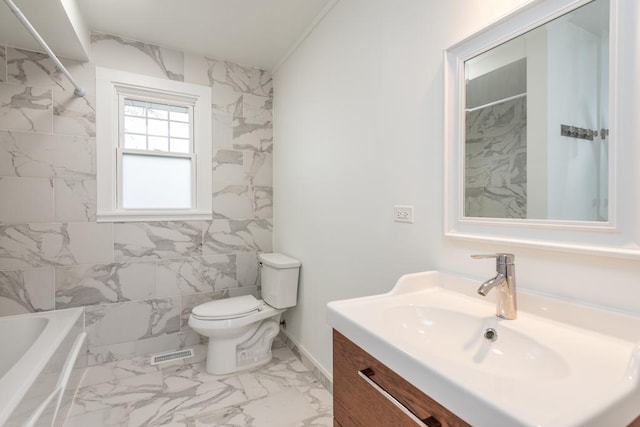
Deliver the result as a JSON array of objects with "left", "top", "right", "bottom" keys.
[{"left": 0, "top": 308, "right": 84, "bottom": 426}]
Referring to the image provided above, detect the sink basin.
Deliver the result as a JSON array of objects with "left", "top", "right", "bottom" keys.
[
  {"left": 327, "top": 271, "right": 640, "bottom": 427},
  {"left": 382, "top": 305, "right": 569, "bottom": 381}
]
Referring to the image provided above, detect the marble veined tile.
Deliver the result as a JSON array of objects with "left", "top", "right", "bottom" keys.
[
  {"left": 243, "top": 93, "right": 272, "bottom": 122},
  {"left": 233, "top": 115, "right": 273, "bottom": 153},
  {"left": 87, "top": 331, "right": 202, "bottom": 366},
  {"left": 114, "top": 221, "right": 203, "bottom": 262},
  {"left": 91, "top": 33, "right": 184, "bottom": 82},
  {"left": 192, "top": 388, "right": 317, "bottom": 427},
  {"left": 54, "top": 178, "right": 96, "bottom": 222},
  {"left": 6, "top": 47, "right": 96, "bottom": 95},
  {"left": 0, "top": 267, "right": 53, "bottom": 315},
  {"left": 253, "top": 186, "right": 273, "bottom": 219},
  {"left": 229, "top": 286, "right": 259, "bottom": 299},
  {"left": 53, "top": 92, "right": 96, "bottom": 137},
  {"left": 68, "top": 371, "right": 164, "bottom": 419},
  {"left": 212, "top": 111, "right": 233, "bottom": 150},
  {"left": 77, "top": 367, "right": 248, "bottom": 426},
  {"left": 84, "top": 297, "right": 181, "bottom": 347},
  {"left": 0, "top": 130, "right": 95, "bottom": 178},
  {"left": 0, "top": 46, "right": 6, "bottom": 82},
  {"left": 0, "top": 177, "right": 54, "bottom": 223},
  {"left": 55, "top": 261, "right": 157, "bottom": 309},
  {"left": 286, "top": 414, "right": 334, "bottom": 427},
  {"left": 80, "top": 356, "right": 161, "bottom": 389},
  {"left": 465, "top": 97, "right": 527, "bottom": 218},
  {"left": 466, "top": 185, "right": 527, "bottom": 218},
  {"left": 247, "top": 347, "right": 318, "bottom": 395},
  {"left": 63, "top": 406, "right": 129, "bottom": 427},
  {"left": 213, "top": 149, "right": 246, "bottom": 185},
  {"left": 0, "top": 222, "right": 113, "bottom": 270},
  {"left": 204, "top": 219, "right": 272, "bottom": 255},
  {"left": 157, "top": 254, "right": 236, "bottom": 297},
  {"left": 0, "top": 83, "right": 52, "bottom": 133},
  {"left": 245, "top": 151, "right": 272, "bottom": 186},
  {"left": 207, "top": 59, "right": 272, "bottom": 97},
  {"left": 296, "top": 383, "right": 333, "bottom": 418},
  {"left": 68, "top": 341, "right": 332, "bottom": 427},
  {"left": 236, "top": 252, "right": 261, "bottom": 288},
  {"left": 213, "top": 85, "right": 244, "bottom": 116},
  {"left": 212, "top": 184, "right": 254, "bottom": 219}
]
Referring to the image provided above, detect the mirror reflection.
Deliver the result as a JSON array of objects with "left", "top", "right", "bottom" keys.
[{"left": 464, "top": 0, "right": 609, "bottom": 221}]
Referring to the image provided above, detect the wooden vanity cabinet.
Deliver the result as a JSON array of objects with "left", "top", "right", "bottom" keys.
[{"left": 333, "top": 330, "right": 469, "bottom": 427}]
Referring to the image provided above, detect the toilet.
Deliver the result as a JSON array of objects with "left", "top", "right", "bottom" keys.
[{"left": 188, "top": 253, "right": 301, "bottom": 375}]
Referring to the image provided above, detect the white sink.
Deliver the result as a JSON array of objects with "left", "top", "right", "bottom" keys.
[
  {"left": 327, "top": 271, "right": 640, "bottom": 427},
  {"left": 382, "top": 305, "right": 569, "bottom": 381}
]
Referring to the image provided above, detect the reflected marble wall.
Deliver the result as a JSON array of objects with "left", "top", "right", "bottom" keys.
[
  {"left": 0, "top": 34, "right": 273, "bottom": 365},
  {"left": 465, "top": 97, "right": 527, "bottom": 218}
]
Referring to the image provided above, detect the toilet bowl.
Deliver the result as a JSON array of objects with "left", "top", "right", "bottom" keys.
[{"left": 188, "top": 253, "right": 301, "bottom": 375}]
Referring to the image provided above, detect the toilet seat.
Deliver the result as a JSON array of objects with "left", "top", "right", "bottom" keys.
[{"left": 191, "top": 295, "right": 263, "bottom": 320}]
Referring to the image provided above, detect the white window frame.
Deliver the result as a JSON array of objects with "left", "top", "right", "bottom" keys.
[{"left": 96, "top": 67, "right": 212, "bottom": 222}]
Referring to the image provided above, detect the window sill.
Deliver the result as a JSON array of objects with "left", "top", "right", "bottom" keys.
[{"left": 96, "top": 210, "right": 212, "bottom": 223}]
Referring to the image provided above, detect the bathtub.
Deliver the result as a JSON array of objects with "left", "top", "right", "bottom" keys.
[{"left": 0, "top": 309, "right": 87, "bottom": 427}]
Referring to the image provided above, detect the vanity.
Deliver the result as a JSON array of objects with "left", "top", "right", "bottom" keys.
[
  {"left": 327, "top": 271, "right": 640, "bottom": 426},
  {"left": 333, "top": 329, "right": 467, "bottom": 427},
  {"left": 328, "top": 0, "right": 640, "bottom": 424}
]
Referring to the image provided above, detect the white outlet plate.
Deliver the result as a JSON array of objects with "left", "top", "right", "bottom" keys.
[{"left": 394, "top": 205, "right": 414, "bottom": 223}]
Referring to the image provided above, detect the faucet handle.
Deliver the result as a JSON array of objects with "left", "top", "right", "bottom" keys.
[{"left": 471, "top": 253, "right": 514, "bottom": 264}]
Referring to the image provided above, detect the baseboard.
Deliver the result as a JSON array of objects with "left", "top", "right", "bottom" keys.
[{"left": 278, "top": 329, "right": 333, "bottom": 394}]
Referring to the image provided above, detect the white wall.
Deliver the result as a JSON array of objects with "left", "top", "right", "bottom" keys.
[
  {"left": 273, "top": 0, "right": 640, "bottom": 378},
  {"left": 546, "top": 19, "right": 602, "bottom": 221}
]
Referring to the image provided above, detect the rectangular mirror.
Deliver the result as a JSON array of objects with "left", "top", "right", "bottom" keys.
[
  {"left": 464, "top": 0, "right": 609, "bottom": 221},
  {"left": 444, "top": 0, "right": 640, "bottom": 258}
]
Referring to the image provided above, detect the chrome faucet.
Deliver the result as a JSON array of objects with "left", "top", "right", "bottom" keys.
[{"left": 471, "top": 253, "right": 517, "bottom": 320}]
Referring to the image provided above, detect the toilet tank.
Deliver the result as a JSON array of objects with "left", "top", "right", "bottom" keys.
[{"left": 259, "top": 253, "right": 301, "bottom": 309}]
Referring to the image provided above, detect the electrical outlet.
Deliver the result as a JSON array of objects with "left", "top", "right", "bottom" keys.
[{"left": 394, "top": 205, "right": 414, "bottom": 223}]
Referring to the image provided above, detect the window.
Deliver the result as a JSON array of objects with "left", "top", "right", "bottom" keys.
[{"left": 96, "top": 68, "right": 212, "bottom": 221}]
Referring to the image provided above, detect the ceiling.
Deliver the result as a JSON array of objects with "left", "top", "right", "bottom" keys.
[{"left": 0, "top": 0, "right": 333, "bottom": 70}]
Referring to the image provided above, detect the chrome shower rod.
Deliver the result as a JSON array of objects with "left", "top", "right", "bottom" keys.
[
  {"left": 3, "top": 0, "right": 85, "bottom": 97},
  {"left": 465, "top": 92, "right": 526, "bottom": 113}
]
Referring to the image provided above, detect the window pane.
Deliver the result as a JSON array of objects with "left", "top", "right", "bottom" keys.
[
  {"left": 124, "top": 116, "right": 146, "bottom": 134},
  {"left": 170, "top": 121, "right": 189, "bottom": 138},
  {"left": 122, "top": 153, "right": 191, "bottom": 209},
  {"left": 148, "top": 119, "right": 168, "bottom": 136},
  {"left": 170, "top": 111, "right": 189, "bottom": 122},
  {"left": 148, "top": 108, "right": 169, "bottom": 120},
  {"left": 124, "top": 133, "right": 146, "bottom": 149},
  {"left": 170, "top": 138, "right": 190, "bottom": 153},
  {"left": 148, "top": 136, "right": 169, "bottom": 152},
  {"left": 124, "top": 105, "right": 145, "bottom": 116}
]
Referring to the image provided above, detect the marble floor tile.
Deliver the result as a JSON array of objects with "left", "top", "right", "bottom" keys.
[{"left": 63, "top": 345, "right": 333, "bottom": 427}]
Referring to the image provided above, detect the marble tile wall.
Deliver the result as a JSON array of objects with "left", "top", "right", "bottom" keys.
[
  {"left": 0, "top": 34, "right": 273, "bottom": 365},
  {"left": 465, "top": 96, "right": 527, "bottom": 218}
]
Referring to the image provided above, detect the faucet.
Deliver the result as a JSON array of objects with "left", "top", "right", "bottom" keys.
[{"left": 471, "top": 253, "right": 517, "bottom": 320}]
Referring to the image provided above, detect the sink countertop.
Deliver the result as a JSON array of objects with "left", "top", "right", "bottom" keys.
[{"left": 326, "top": 271, "right": 640, "bottom": 427}]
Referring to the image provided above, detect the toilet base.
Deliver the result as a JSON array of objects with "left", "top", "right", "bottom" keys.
[{"left": 205, "top": 316, "right": 281, "bottom": 375}]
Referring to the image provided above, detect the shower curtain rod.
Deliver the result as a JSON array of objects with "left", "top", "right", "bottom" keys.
[
  {"left": 3, "top": 0, "right": 85, "bottom": 97},
  {"left": 465, "top": 92, "right": 526, "bottom": 113}
]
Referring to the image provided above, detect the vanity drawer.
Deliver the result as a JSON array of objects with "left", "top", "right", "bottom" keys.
[{"left": 333, "top": 330, "right": 469, "bottom": 427}]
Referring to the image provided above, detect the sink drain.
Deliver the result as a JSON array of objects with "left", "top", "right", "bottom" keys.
[{"left": 484, "top": 328, "right": 498, "bottom": 342}]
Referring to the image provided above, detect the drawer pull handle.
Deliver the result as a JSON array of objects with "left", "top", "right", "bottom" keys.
[
  {"left": 358, "top": 368, "right": 440, "bottom": 427},
  {"left": 424, "top": 416, "right": 442, "bottom": 427}
]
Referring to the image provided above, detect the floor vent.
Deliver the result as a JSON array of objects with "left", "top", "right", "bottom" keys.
[{"left": 150, "top": 348, "right": 194, "bottom": 365}]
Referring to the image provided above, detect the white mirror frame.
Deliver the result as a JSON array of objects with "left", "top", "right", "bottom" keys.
[{"left": 444, "top": 0, "right": 640, "bottom": 259}]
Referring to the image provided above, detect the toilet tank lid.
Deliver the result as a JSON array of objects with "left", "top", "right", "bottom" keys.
[
  {"left": 192, "top": 295, "right": 261, "bottom": 319},
  {"left": 259, "top": 253, "right": 301, "bottom": 268}
]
